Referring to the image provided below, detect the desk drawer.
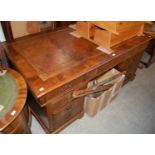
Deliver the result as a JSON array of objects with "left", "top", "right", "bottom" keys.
[
  {"left": 39, "top": 70, "right": 97, "bottom": 107},
  {"left": 53, "top": 98, "right": 84, "bottom": 129}
]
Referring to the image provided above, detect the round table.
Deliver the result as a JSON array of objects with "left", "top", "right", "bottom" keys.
[{"left": 0, "top": 68, "right": 31, "bottom": 134}]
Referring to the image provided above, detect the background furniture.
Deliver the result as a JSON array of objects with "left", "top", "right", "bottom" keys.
[
  {"left": 1, "top": 21, "right": 76, "bottom": 41},
  {"left": 76, "top": 21, "right": 145, "bottom": 49},
  {"left": 0, "top": 68, "right": 31, "bottom": 134}
]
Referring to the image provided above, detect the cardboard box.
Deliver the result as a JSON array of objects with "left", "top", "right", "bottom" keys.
[{"left": 85, "top": 68, "right": 125, "bottom": 117}]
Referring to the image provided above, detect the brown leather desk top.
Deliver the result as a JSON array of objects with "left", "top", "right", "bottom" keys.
[{"left": 5, "top": 28, "right": 150, "bottom": 105}]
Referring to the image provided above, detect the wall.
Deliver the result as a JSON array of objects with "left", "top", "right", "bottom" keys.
[
  {"left": 0, "top": 22, "right": 6, "bottom": 42},
  {"left": 11, "top": 21, "right": 48, "bottom": 38}
]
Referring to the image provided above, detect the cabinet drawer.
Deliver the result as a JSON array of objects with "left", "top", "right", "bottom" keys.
[
  {"left": 40, "top": 70, "right": 97, "bottom": 107},
  {"left": 53, "top": 98, "right": 84, "bottom": 129},
  {"left": 39, "top": 75, "right": 87, "bottom": 106}
]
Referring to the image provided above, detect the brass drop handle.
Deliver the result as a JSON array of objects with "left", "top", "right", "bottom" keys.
[{"left": 72, "top": 83, "right": 113, "bottom": 98}]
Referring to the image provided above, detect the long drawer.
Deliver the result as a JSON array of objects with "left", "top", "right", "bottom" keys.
[{"left": 38, "top": 70, "right": 97, "bottom": 107}]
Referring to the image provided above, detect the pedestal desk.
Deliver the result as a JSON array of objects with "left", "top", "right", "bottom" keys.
[{"left": 4, "top": 28, "right": 150, "bottom": 133}]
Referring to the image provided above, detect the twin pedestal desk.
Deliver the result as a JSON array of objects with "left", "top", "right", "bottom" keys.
[{"left": 5, "top": 28, "right": 150, "bottom": 133}]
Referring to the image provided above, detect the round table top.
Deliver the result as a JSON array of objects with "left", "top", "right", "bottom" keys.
[{"left": 0, "top": 68, "right": 27, "bottom": 131}]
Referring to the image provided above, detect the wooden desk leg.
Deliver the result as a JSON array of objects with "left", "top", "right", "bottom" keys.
[
  {"left": 45, "top": 105, "right": 54, "bottom": 132},
  {"left": 25, "top": 126, "right": 32, "bottom": 134},
  {"left": 78, "top": 111, "right": 84, "bottom": 119},
  {"left": 26, "top": 107, "right": 32, "bottom": 134}
]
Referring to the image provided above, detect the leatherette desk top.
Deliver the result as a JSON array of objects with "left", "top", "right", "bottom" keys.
[{"left": 5, "top": 28, "right": 150, "bottom": 107}]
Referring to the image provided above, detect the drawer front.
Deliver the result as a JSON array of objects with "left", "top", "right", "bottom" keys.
[
  {"left": 53, "top": 98, "right": 84, "bottom": 129},
  {"left": 116, "top": 51, "right": 144, "bottom": 84},
  {"left": 39, "top": 70, "right": 97, "bottom": 107},
  {"left": 39, "top": 76, "right": 85, "bottom": 105}
]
